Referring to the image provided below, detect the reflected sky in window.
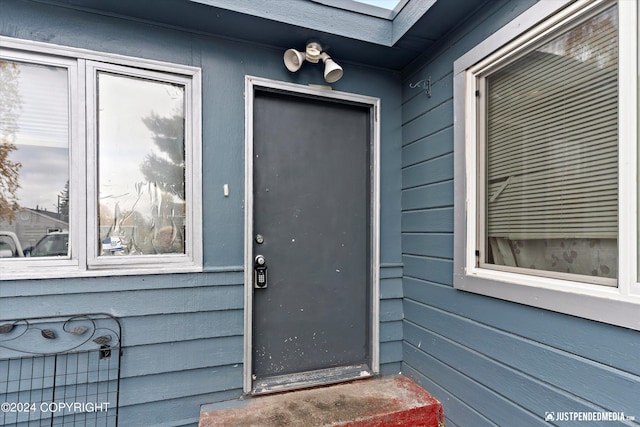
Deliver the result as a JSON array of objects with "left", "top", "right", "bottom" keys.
[{"left": 8, "top": 62, "right": 68, "bottom": 212}]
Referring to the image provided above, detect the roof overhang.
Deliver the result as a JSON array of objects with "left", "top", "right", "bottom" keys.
[
  {"left": 191, "top": 0, "right": 439, "bottom": 47},
  {"left": 37, "top": 0, "right": 487, "bottom": 70}
]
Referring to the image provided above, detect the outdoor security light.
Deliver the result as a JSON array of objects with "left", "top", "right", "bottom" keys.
[{"left": 283, "top": 42, "right": 343, "bottom": 83}]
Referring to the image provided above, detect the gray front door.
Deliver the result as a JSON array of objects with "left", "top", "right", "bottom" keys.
[{"left": 250, "top": 87, "right": 374, "bottom": 392}]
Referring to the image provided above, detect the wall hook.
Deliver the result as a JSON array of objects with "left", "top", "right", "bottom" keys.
[{"left": 410, "top": 77, "right": 431, "bottom": 97}]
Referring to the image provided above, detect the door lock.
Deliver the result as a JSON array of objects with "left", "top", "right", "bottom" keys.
[{"left": 254, "top": 255, "right": 268, "bottom": 288}]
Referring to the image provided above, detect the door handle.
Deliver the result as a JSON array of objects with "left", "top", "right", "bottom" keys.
[{"left": 254, "top": 255, "right": 268, "bottom": 288}]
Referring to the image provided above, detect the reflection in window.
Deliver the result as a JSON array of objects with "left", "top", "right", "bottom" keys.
[
  {"left": 97, "top": 72, "right": 186, "bottom": 256},
  {"left": 0, "top": 60, "right": 70, "bottom": 258}
]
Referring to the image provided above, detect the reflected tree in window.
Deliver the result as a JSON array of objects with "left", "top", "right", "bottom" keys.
[
  {"left": 139, "top": 112, "right": 185, "bottom": 254},
  {"left": 140, "top": 111, "right": 185, "bottom": 254},
  {"left": 0, "top": 61, "right": 23, "bottom": 223},
  {"left": 140, "top": 113, "right": 185, "bottom": 200},
  {"left": 561, "top": 10, "right": 617, "bottom": 70},
  {"left": 57, "top": 181, "right": 69, "bottom": 223}
]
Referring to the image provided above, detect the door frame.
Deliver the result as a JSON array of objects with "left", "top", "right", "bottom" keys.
[{"left": 243, "top": 76, "right": 380, "bottom": 393}]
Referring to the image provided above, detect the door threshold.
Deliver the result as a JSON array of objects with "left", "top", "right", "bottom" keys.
[{"left": 252, "top": 364, "right": 373, "bottom": 395}]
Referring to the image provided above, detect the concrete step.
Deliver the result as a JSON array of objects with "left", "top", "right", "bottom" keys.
[{"left": 199, "top": 375, "right": 444, "bottom": 426}]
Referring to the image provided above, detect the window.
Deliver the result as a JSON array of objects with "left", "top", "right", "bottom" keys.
[
  {"left": 96, "top": 71, "right": 186, "bottom": 259},
  {"left": 0, "top": 39, "right": 202, "bottom": 279},
  {"left": 453, "top": 0, "right": 640, "bottom": 330},
  {"left": 482, "top": 4, "right": 618, "bottom": 284}
]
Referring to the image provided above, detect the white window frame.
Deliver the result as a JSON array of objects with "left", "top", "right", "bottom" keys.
[
  {"left": 0, "top": 37, "right": 202, "bottom": 280},
  {"left": 453, "top": 0, "right": 640, "bottom": 330}
]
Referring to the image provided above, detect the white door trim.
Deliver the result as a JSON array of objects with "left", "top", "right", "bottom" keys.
[{"left": 243, "top": 76, "right": 380, "bottom": 393}]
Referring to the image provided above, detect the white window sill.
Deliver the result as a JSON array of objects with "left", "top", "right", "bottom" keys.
[
  {"left": 0, "top": 264, "right": 203, "bottom": 281},
  {"left": 455, "top": 267, "right": 640, "bottom": 331}
]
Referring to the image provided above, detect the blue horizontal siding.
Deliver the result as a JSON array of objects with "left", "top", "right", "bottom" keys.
[
  {"left": 402, "top": 180, "right": 454, "bottom": 211},
  {"left": 403, "top": 343, "right": 544, "bottom": 426},
  {"left": 1, "top": 284, "right": 244, "bottom": 319},
  {"left": 380, "top": 277, "right": 403, "bottom": 299},
  {"left": 402, "top": 101, "right": 453, "bottom": 146},
  {"left": 402, "top": 74, "right": 454, "bottom": 125},
  {"left": 120, "top": 311, "right": 243, "bottom": 345},
  {"left": 0, "top": 271, "right": 243, "bottom": 298},
  {"left": 401, "top": 365, "right": 485, "bottom": 427},
  {"left": 119, "top": 365, "right": 242, "bottom": 407},
  {"left": 403, "top": 255, "right": 453, "bottom": 286},
  {"left": 117, "top": 389, "right": 241, "bottom": 427},
  {"left": 380, "top": 299, "right": 403, "bottom": 323},
  {"left": 400, "top": 0, "right": 640, "bottom": 425},
  {"left": 402, "top": 207, "right": 453, "bottom": 233},
  {"left": 120, "top": 337, "right": 243, "bottom": 378},
  {"left": 1, "top": 3, "right": 404, "bottom": 425},
  {"left": 401, "top": 0, "right": 537, "bottom": 90},
  {"left": 380, "top": 341, "right": 403, "bottom": 365},
  {"left": 403, "top": 233, "right": 453, "bottom": 259},
  {"left": 405, "top": 299, "right": 639, "bottom": 416},
  {"left": 379, "top": 265, "right": 404, "bottom": 372},
  {"left": 380, "top": 362, "right": 402, "bottom": 376},
  {"left": 402, "top": 127, "right": 453, "bottom": 168},
  {"left": 404, "top": 278, "right": 640, "bottom": 379},
  {"left": 0, "top": 274, "right": 246, "bottom": 427},
  {"left": 380, "top": 320, "right": 403, "bottom": 343},
  {"left": 402, "top": 153, "right": 453, "bottom": 189}
]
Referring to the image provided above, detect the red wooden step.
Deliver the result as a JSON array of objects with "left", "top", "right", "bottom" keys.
[{"left": 199, "top": 375, "right": 444, "bottom": 426}]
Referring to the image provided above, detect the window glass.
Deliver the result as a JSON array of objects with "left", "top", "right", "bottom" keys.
[
  {"left": 482, "top": 5, "right": 618, "bottom": 280},
  {"left": 0, "top": 60, "right": 70, "bottom": 258},
  {"left": 97, "top": 72, "right": 186, "bottom": 256}
]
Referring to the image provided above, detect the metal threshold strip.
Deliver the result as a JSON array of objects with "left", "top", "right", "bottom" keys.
[{"left": 252, "top": 364, "right": 373, "bottom": 395}]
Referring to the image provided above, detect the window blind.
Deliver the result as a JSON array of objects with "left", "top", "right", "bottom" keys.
[{"left": 485, "top": 6, "right": 618, "bottom": 240}]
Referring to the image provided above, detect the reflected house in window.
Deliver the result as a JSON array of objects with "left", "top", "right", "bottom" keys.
[
  {"left": 98, "top": 198, "right": 185, "bottom": 256},
  {"left": 0, "top": 207, "right": 68, "bottom": 251}
]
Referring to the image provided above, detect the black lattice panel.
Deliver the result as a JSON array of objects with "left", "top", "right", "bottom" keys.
[{"left": 0, "top": 314, "right": 122, "bottom": 427}]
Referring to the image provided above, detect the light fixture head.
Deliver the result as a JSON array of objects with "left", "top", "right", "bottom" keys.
[
  {"left": 283, "top": 48, "right": 305, "bottom": 72},
  {"left": 321, "top": 52, "right": 343, "bottom": 83}
]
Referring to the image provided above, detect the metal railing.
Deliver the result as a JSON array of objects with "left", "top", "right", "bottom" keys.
[{"left": 0, "top": 314, "right": 122, "bottom": 426}]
